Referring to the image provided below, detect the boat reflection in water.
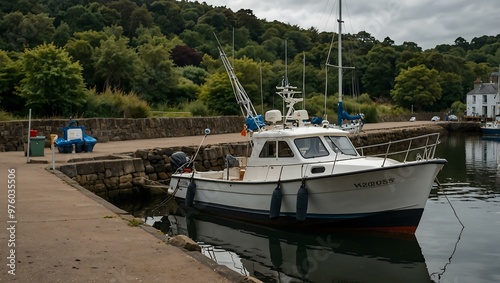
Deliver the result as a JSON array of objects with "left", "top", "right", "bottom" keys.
[{"left": 147, "top": 210, "right": 431, "bottom": 283}]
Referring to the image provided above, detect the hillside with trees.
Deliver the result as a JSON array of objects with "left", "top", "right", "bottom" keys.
[{"left": 0, "top": 0, "right": 499, "bottom": 121}]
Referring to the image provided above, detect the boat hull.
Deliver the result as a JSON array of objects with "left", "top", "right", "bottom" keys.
[
  {"left": 170, "top": 160, "right": 446, "bottom": 233},
  {"left": 481, "top": 127, "right": 500, "bottom": 136}
]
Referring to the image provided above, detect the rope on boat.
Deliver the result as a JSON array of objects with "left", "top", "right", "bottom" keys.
[
  {"left": 435, "top": 177, "right": 465, "bottom": 228},
  {"left": 430, "top": 177, "right": 465, "bottom": 281}
]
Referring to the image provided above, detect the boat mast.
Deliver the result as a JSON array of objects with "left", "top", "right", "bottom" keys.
[
  {"left": 326, "top": 0, "right": 355, "bottom": 127},
  {"left": 338, "top": 0, "right": 343, "bottom": 106}
]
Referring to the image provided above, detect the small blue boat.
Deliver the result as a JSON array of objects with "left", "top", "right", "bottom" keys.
[{"left": 481, "top": 121, "right": 500, "bottom": 136}]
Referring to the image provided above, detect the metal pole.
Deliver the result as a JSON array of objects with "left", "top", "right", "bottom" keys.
[
  {"left": 26, "top": 108, "right": 31, "bottom": 163},
  {"left": 51, "top": 135, "right": 57, "bottom": 170}
]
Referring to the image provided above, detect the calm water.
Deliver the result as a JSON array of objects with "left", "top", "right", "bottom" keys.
[{"left": 119, "top": 133, "right": 500, "bottom": 283}]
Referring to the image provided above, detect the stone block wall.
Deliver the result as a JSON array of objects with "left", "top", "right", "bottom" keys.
[
  {"left": 58, "top": 142, "right": 252, "bottom": 200},
  {"left": 0, "top": 116, "right": 244, "bottom": 152},
  {"left": 132, "top": 142, "right": 251, "bottom": 183},
  {"left": 59, "top": 158, "right": 147, "bottom": 200}
]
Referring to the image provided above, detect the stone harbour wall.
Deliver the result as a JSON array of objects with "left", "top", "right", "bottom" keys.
[
  {"left": 0, "top": 116, "right": 244, "bottom": 152},
  {"left": 58, "top": 157, "right": 147, "bottom": 201},
  {"left": 58, "top": 142, "right": 252, "bottom": 200},
  {"left": 350, "top": 124, "right": 449, "bottom": 148},
  {"left": 132, "top": 142, "right": 251, "bottom": 183},
  {"left": 57, "top": 123, "right": 479, "bottom": 200}
]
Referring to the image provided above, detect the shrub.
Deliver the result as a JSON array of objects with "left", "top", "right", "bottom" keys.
[
  {"left": 86, "top": 88, "right": 151, "bottom": 118},
  {"left": 0, "top": 110, "right": 15, "bottom": 121},
  {"left": 184, "top": 100, "right": 211, "bottom": 116}
]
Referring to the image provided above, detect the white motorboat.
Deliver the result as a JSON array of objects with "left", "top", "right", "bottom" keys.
[
  {"left": 168, "top": 1, "right": 446, "bottom": 233},
  {"left": 168, "top": 120, "right": 446, "bottom": 233},
  {"left": 168, "top": 92, "right": 446, "bottom": 234}
]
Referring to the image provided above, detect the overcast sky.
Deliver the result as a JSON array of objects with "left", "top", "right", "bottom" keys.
[{"left": 200, "top": 0, "right": 499, "bottom": 50}]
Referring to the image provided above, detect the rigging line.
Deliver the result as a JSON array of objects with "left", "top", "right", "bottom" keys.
[
  {"left": 343, "top": 1, "right": 360, "bottom": 76},
  {"left": 324, "top": 1, "right": 340, "bottom": 119},
  {"left": 318, "top": 0, "right": 332, "bottom": 31}
]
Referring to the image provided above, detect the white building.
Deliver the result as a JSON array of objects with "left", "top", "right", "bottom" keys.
[{"left": 466, "top": 72, "right": 500, "bottom": 120}]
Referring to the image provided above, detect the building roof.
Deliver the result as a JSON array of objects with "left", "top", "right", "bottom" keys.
[{"left": 467, "top": 83, "right": 498, "bottom": 95}]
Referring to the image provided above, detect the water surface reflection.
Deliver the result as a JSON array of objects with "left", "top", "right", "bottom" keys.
[{"left": 147, "top": 211, "right": 431, "bottom": 283}]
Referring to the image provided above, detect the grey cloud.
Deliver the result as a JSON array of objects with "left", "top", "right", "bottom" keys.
[{"left": 203, "top": 0, "right": 499, "bottom": 49}]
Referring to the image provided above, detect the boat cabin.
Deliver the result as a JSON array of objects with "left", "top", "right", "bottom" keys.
[{"left": 247, "top": 109, "right": 360, "bottom": 166}]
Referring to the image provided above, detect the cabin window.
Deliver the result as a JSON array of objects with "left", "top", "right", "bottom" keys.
[
  {"left": 294, "top": 137, "right": 329, "bottom": 158},
  {"left": 311, "top": 166, "right": 325, "bottom": 173},
  {"left": 326, "top": 136, "right": 358, "bottom": 156},
  {"left": 259, "top": 141, "right": 294, "bottom": 158}
]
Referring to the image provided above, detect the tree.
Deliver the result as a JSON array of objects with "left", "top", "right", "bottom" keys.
[
  {"left": 198, "top": 9, "right": 232, "bottom": 32},
  {"left": 199, "top": 71, "right": 239, "bottom": 115},
  {"left": 382, "top": 37, "right": 394, "bottom": 46},
  {"left": 236, "top": 44, "right": 275, "bottom": 63},
  {"left": 176, "top": 65, "right": 208, "bottom": 85},
  {"left": 17, "top": 43, "right": 87, "bottom": 116},
  {"left": 235, "top": 9, "right": 263, "bottom": 42},
  {"left": 107, "top": 0, "right": 139, "bottom": 36},
  {"left": 362, "top": 44, "right": 398, "bottom": 99},
  {"left": 92, "top": 36, "right": 139, "bottom": 91},
  {"left": 65, "top": 38, "right": 96, "bottom": 87},
  {"left": 454, "top": 37, "right": 469, "bottom": 50},
  {"left": 133, "top": 42, "right": 178, "bottom": 105},
  {"left": 450, "top": 100, "right": 466, "bottom": 115},
  {"left": 0, "top": 12, "right": 55, "bottom": 51},
  {"left": 52, "top": 21, "right": 71, "bottom": 47},
  {"left": 128, "top": 4, "right": 154, "bottom": 36},
  {"left": 200, "top": 56, "right": 273, "bottom": 115},
  {"left": 171, "top": 45, "right": 202, "bottom": 67},
  {"left": 0, "top": 50, "right": 25, "bottom": 114},
  {"left": 63, "top": 5, "right": 104, "bottom": 33},
  {"left": 151, "top": 0, "right": 185, "bottom": 35},
  {"left": 390, "top": 65, "right": 442, "bottom": 111},
  {"left": 284, "top": 30, "right": 313, "bottom": 56},
  {"left": 438, "top": 72, "right": 464, "bottom": 110}
]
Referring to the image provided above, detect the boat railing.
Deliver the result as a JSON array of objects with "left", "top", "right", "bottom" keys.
[{"left": 355, "top": 133, "right": 441, "bottom": 166}]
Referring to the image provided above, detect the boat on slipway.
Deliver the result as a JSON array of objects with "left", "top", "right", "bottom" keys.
[{"left": 167, "top": 1, "right": 446, "bottom": 234}]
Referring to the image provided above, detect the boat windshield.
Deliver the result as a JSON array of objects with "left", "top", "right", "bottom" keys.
[
  {"left": 325, "top": 136, "right": 358, "bottom": 156},
  {"left": 294, "top": 137, "right": 329, "bottom": 158}
]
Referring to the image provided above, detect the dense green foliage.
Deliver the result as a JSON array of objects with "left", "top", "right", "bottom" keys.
[
  {"left": 18, "top": 43, "right": 88, "bottom": 116},
  {"left": 0, "top": 0, "right": 499, "bottom": 120}
]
